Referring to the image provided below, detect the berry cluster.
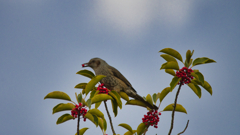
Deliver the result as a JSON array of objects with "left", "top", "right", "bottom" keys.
[
  {"left": 71, "top": 103, "right": 87, "bottom": 121},
  {"left": 142, "top": 110, "right": 161, "bottom": 128},
  {"left": 97, "top": 83, "right": 110, "bottom": 94},
  {"left": 176, "top": 67, "right": 194, "bottom": 85}
]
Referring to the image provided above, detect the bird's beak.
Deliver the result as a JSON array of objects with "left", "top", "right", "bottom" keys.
[{"left": 82, "top": 63, "right": 88, "bottom": 68}]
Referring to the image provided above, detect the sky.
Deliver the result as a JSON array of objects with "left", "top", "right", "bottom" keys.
[{"left": 0, "top": 0, "right": 240, "bottom": 135}]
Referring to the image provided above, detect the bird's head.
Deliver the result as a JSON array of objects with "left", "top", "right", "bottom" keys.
[{"left": 82, "top": 58, "right": 106, "bottom": 70}]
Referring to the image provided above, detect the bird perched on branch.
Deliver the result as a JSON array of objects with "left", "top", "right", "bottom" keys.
[{"left": 82, "top": 58, "right": 158, "bottom": 110}]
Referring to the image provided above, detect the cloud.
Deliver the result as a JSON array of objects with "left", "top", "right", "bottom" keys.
[{"left": 93, "top": 0, "right": 194, "bottom": 35}]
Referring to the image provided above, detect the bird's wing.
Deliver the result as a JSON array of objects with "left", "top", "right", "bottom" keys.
[{"left": 108, "top": 66, "right": 135, "bottom": 89}]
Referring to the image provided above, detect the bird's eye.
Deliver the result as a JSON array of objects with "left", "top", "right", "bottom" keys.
[{"left": 92, "top": 60, "right": 95, "bottom": 63}]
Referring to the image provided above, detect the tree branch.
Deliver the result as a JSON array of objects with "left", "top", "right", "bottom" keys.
[
  {"left": 104, "top": 101, "right": 116, "bottom": 135},
  {"left": 178, "top": 120, "right": 189, "bottom": 135},
  {"left": 168, "top": 83, "right": 182, "bottom": 135},
  {"left": 77, "top": 110, "right": 80, "bottom": 135}
]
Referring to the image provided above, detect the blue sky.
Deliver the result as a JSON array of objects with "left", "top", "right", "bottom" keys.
[{"left": 0, "top": 0, "right": 240, "bottom": 135}]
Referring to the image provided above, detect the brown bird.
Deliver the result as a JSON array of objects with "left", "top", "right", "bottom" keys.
[{"left": 82, "top": 58, "right": 158, "bottom": 110}]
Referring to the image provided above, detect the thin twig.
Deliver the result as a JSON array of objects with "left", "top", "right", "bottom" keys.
[
  {"left": 168, "top": 84, "right": 182, "bottom": 135},
  {"left": 178, "top": 120, "right": 189, "bottom": 135},
  {"left": 104, "top": 101, "right": 116, "bottom": 135},
  {"left": 77, "top": 110, "right": 80, "bottom": 135},
  {"left": 143, "top": 125, "right": 150, "bottom": 135}
]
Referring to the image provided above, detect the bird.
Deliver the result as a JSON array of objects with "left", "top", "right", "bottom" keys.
[{"left": 82, "top": 57, "right": 158, "bottom": 110}]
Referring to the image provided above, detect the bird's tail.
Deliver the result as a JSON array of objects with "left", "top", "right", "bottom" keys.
[{"left": 134, "top": 94, "right": 158, "bottom": 110}]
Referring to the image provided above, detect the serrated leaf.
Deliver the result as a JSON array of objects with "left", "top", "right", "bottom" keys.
[
  {"left": 159, "top": 87, "right": 171, "bottom": 102},
  {"left": 85, "top": 75, "right": 106, "bottom": 95},
  {"left": 119, "top": 92, "right": 129, "bottom": 101},
  {"left": 137, "top": 123, "right": 147, "bottom": 135},
  {"left": 77, "top": 93, "right": 82, "bottom": 103},
  {"left": 159, "top": 48, "right": 183, "bottom": 62},
  {"left": 75, "top": 127, "right": 89, "bottom": 135},
  {"left": 75, "top": 83, "right": 87, "bottom": 89},
  {"left": 91, "top": 94, "right": 113, "bottom": 104},
  {"left": 152, "top": 93, "right": 157, "bottom": 104},
  {"left": 160, "top": 54, "right": 178, "bottom": 63},
  {"left": 88, "top": 108, "right": 104, "bottom": 119},
  {"left": 146, "top": 94, "right": 153, "bottom": 106},
  {"left": 76, "top": 69, "right": 95, "bottom": 79},
  {"left": 109, "top": 91, "right": 122, "bottom": 109},
  {"left": 119, "top": 123, "right": 133, "bottom": 133},
  {"left": 165, "top": 69, "right": 176, "bottom": 76},
  {"left": 160, "top": 61, "right": 179, "bottom": 70},
  {"left": 56, "top": 113, "right": 74, "bottom": 124},
  {"left": 44, "top": 91, "right": 71, "bottom": 101},
  {"left": 126, "top": 100, "right": 147, "bottom": 108},
  {"left": 170, "top": 77, "right": 181, "bottom": 91},
  {"left": 188, "top": 83, "right": 201, "bottom": 98},
  {"left": 191, "top": 79, "right": 212, "bottom": 95},
  {"left": 95, "top": 102, "right": 102, "bottom": 108},
  {"left": 192, "top": 57, "right": 216, "bottom": 66},
  {"left": 163, "top": 104, "right": 187, "bottom": 114},
  {"left": 53, "top": 103, "right": 75, "bottom": 114},
  {"left": 111, "top": 99, "right": 118, "bottom": 117}
]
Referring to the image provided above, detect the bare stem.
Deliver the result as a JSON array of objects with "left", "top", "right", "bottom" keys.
[
  {"left": 104, "top": 101, "right": 116, "bottom": 135},
  {"left": 168, "top": 83, "right": 182, "bottom": 135},
  {"left": 143, "top": 125, "right": 150, "bottom": 135},
  {"left": 77, "top": 110, "right": 80, "bottom": 135},
  {"left": 178, "top": 120, "right": 189, "bottom": 135}
]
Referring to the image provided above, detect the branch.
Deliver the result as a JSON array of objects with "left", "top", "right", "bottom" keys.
[
  {"left": 178, "top": 120, "right": 189, "bottom": 135},
  {"left": 104, "top": 101, "right": 116, "bottom": 135},
  {"left": 168, "top": 83, "right": 182, "bottom": 135},
  {"left": 77, "top": 110, "right": 80, "bottom": 135}
]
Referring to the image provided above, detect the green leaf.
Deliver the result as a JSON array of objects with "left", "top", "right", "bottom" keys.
[
  {"left": 159, "top": 87, "right": 171, "bottom": 102},
  {"left": 44, "top": 91, "right": 71, "bottom": 101},
  {"left": 86, "top": 99, "right": 91, "bottom": 109},
  {"left": 191, "top": 79, "right": 212, "bottom": 95},
  {"left": 160, "top": 61, "right": 179, "bottom": 70},
  {"left": 90, "top": 90, "right": 97, "bottom": 99},
  {"left": 152, "top": 93, "right": 157, "bottom": 104},
  {"left": 146, "top": 94, "right": 153, "bottom": 106},
  {"left": 56, "top": 113, "right": 74, "bottom": 124},
  {"left": 109, "top": 91, "right": 122, "bottom": 109},
  {"left": 76, "top": 69, "right": 95, "bottom": 79},
  {"left": 192, "top": 57, "right": 216, "bottom": 66},
  {"left": 126, "top": 100, "right": 147, "bottom": 108},
  {"left": 160, "top": 54, "right": 178, "bottom": 63},
  {"left": 84, "top": 113, "right": 98, "bottom": 126},
  {"left": 75, "top": 128, "right": 89, "bottom": 135},
  {"left": 77, "top": 93, "right": 82, "bottom": 103},
  {"left": 88, "top": 108, "right": 104, "bottom": 119},
  {"left": 119, "top": 123, "right": 133, "bottom": 133},
  {"left": 159, "top": 48, "right": 183, "bottom": 62},
  {"left": 137, "top": 123, "right": 147, "bottom": 135},
  {"left": 91, "top": 94, "right": 113, "bottom": 104},
  {"left": 75, "top": 83, "right": 87, "bottom": 89},
  {"left": 124, "top": 130, "right": 137, "bottom": 135},
  {"left": 195, "top": 71, "right": 204, "bottom": 85},
  {"left": 119, "top": 92, "right": 129, "bottom": 101},
  {"left": 92, "top": 114, "right": 99, "bottom": 127},
  {"left": 165, "top": 69, "right": 176, "bottom": 76},
  {"left": 188, "top": 83, "right": 201, "bottom": 98},
  {"left": 185, "top": 50, "right": 194, "bottom": 67},
  {"left": 102, "top": 117, "right": 107, "bottom": 131},
  {"left": 111, "top": 99, "right": 118, "bottom": 117},
  {"left": 170, "top": 77, "right": 181, "bottom": 91},
  {"left": 95, "top": 102, "right": 102, "bottom": 108},
  {"left": 85, "top": 75, "right": 106, "bottom": 95},
  {"left": 52, "top": 103, "right": 75, "bottom": 114},
  {"left": 163, "top": 104, "right": 187, "bottom": 114}
]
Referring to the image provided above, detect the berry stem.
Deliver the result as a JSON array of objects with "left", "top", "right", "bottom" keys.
[
  {"left": 168, "top": 83, "right": 182, "bottom": 135},
  {"left": 77, "top": 109, "right": 80, "bottom": 135},
  {"left": 104, "top": 101, "right": 116, "bottom": 135}
]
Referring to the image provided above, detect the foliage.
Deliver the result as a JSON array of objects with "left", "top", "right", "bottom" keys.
[{"left": 44, "top": 48, "right": 216, "bottom": 135}]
